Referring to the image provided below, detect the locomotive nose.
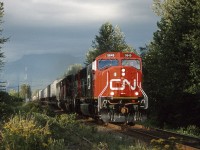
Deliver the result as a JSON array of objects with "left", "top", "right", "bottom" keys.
[{"left": 109, "top": 66, "right": 139, "bottom": 96}]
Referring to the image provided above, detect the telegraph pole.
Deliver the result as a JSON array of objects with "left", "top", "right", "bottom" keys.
[
  {"left": 24, "top": 66, "right": 29, "bottom": 102},
  {"left": 18, "top": 84, "right": 20, "bottom": 98}
]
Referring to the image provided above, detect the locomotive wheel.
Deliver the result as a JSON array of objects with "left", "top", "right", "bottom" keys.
[{"left": 96, "top": 118, "right": 105, "bottom": 125}]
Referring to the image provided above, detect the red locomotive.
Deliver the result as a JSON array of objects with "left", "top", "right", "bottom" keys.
[{"left": 39, "top": 52, "right": 148, "bottom": 124}]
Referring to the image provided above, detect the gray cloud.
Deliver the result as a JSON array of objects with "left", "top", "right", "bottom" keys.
[{"left": 1, "top": 0, "right": 159, "bottom": 62}]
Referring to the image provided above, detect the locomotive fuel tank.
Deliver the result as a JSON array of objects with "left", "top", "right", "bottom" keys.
[{"left": 80, "top": 103, "right": 94, "bottom": 116}]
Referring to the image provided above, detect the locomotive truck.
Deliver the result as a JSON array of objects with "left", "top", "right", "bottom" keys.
[{"left": 38, "top": 52, "right": 148, "bottom": 124}]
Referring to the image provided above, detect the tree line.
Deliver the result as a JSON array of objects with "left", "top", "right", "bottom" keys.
[
  {"left": 0, "top": 0, "right": 200, "bottom": 128},
  {"left": 142, "top": 0, "right": 200, "bottom": 128}
]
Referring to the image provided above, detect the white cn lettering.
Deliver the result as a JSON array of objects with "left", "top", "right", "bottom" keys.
[{"left": 110, "top": 79, "right": 136, "bottom": 90}]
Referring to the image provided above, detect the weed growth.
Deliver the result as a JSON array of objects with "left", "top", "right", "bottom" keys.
[
  {"left": 150, "top": 137, "right": 183, "bottom": 150},
  {"left": 177, "top": 125, "right": 200, "bottom": 137}
]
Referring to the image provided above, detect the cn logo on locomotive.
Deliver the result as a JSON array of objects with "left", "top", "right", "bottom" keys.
[{"left": 110, "top": 79, "right": 136, "bottom": 90}]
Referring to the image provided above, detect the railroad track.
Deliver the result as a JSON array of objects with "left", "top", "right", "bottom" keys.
[
  {"left": 53, "top": 111, "right": 200, "bottom": 149},
  {"left": 68, "top": 128, "right": 98, "bottom": 150},
  {"left": 153, "top": 128, "right": 200, "bottom": 149},
  {"left": 106, "top": 123, "right": 200, "bottom": 150}
]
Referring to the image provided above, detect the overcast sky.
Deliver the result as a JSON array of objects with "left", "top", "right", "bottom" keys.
[{"left": 1, "top": 0, "right": 159, "bottom": 63}]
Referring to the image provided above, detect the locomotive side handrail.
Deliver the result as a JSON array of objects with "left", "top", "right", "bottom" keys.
[
  {"left": 138, "top": 86, "right": 148, "bottom": 109},
  {"left": 98, "top": 71, "right": 109, "bottom": 113}
]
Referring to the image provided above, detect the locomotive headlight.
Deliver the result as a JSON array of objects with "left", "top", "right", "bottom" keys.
[
  {"left": 110, "top": 91, "right": 114, "bottom": 96},
  {"left": 122, "top": 72, "right": 125, "bottom": 76},
  {"left": 135, "top": 92, "right": 139, "bottom": 96},
  {"left": 122, "top": 68, "right": 125, "bottom": 72}
]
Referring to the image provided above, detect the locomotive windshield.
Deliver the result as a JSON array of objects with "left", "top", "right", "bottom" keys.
[
  {"left": 122, "top": 59, "right": 140, "bottom": 70},
  {"left": 98, "top": 59, "right": 119, "bottom": 70}
]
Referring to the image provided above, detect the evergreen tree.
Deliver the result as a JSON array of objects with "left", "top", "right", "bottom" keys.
[
  {"left": 85, "top": 22, "right": 136, "bottom": 64},
  {"left": 143, "top": 0, "right": 200, "bottom": 127},
  {"left": 0, "top": 2, "right": 8, "bottom": 70}
]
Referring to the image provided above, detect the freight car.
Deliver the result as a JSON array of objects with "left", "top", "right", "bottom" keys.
[{"left": 39, "top": 52, "right": 148, "bottom": 124}]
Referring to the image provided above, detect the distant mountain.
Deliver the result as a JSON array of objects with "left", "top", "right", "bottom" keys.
[{"left": 3, "top": 53, "right": 84, "bottom": 91}]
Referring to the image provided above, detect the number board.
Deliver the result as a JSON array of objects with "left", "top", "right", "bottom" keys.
[
  {"left": 124, "top": 54, "right": 132, "bottom": 57},
  {"left": 107, "top": 54, "right": 115, "bottom": 57}
]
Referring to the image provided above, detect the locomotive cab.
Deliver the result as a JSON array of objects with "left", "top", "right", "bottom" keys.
[{"left": 91, "top": 52, "right": 148, "bottom": 123}]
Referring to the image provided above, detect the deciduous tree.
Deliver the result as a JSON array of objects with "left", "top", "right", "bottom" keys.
[
  {"left": 143, "top": 0, "right": 200, "bottom": 127},
  {"left": 20, "top": 84, "right": 31, "bottom": 100},
  {"left": 64, "top": 64, "right": 82, "bottom": 76},
  {"left": 0, "top": 2, "right": 8, "bottom": 70}
]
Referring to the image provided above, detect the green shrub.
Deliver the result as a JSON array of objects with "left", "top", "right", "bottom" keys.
[
  {"left": 18, "top": 101, "right": 55, "bottom": 117},
  {"left": 127, "top": 141, "right": 150, "bottom": 150},
  {"left": 150, "top": 137, "right": 182, "bottom": 150},
  {"left": 0, "top": 114, "right": 65, "bottom": 150},
  {"left": 0, "top": 92, "right": 24, "bottom": 121},
  {"left": 95, "top": 142, "right": 109, "bottom": 150},
  {"left": 0, "top": 102, "right": 14, "bottom": 121},
  {"left": 21, "top": 101, "right": 42, "bottom": 113},
  {"left": 0, "top": 99, "right": 150, "bottom": 150},
  {"left": 177, "top": 125, "right": 200, "bottom": 137}
]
